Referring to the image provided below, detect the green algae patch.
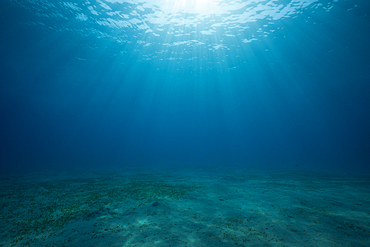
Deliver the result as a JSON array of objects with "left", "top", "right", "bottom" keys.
[
  {"left": 0, "top": 174, "right": 202, "bottom": 246},
  {"left": 2, "top": 170, "right": 370, "bottom": 247}
]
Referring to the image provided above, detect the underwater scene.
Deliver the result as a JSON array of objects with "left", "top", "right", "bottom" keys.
[{"left": 1, "top": 0, "right": 370, "bottom": 246}]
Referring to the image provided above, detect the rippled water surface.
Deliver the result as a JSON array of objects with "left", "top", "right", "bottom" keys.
[{"left": 8, "top": 0, "right": 354, "bottom": 62}]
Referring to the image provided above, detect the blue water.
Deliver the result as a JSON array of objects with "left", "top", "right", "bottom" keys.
[{"left": 0, "top": 0, "right": 369, "bottom": 174}]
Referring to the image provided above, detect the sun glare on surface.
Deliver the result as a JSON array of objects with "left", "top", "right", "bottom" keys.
[{"left": 162, "top": 0, "right": 222, "bottom": 15}]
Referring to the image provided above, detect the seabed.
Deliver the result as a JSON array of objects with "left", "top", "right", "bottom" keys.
[{"left": 1, "top": 167, "right": 369, "bottom": 247}]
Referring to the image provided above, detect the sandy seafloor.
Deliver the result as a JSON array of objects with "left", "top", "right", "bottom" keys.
[{"left": 1, "top": 167, "right": 370, "bottom": 247}]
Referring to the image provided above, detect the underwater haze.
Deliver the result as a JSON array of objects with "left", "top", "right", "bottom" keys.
[
  {"left": 2, "top": 1, "right": 370, "bottom": 247},
  {"left": 1, "top": 0, "right": 370, "bottom": 173}
]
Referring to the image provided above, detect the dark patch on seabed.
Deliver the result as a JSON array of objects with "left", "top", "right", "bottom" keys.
[{"left": 0, "top": 169, "right": 370, "bottom": 247}]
